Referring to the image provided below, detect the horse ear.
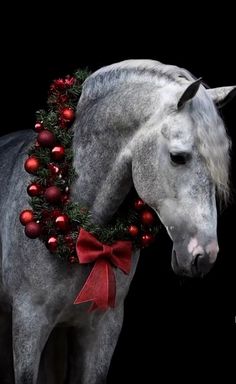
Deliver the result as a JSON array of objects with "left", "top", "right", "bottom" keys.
[
  {"left": 177, "top": 78, "right": 202, "bottom": 109},
  {"left": 206, "top": 86, "right": 236, "bottom": 108}
]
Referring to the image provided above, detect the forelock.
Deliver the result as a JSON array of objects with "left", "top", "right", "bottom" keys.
[{"left": 190, "top": 87, "right": 231, "bottom": 204}]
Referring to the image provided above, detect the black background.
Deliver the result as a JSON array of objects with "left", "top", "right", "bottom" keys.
[{"left": 2, "top": 8, "right": 235, "bottom": 382}]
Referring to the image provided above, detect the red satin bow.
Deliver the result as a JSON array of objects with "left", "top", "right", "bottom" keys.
[{"left": 74, "top": 228, "right": 132, "bottom": 311}]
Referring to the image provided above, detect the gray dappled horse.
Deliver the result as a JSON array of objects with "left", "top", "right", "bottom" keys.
[{"left": 0, "top": 60, "right": 235, "bottom": 383}]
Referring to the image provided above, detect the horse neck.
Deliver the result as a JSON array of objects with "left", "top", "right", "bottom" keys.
[{"left": 71, "top": 82, "right": 162, "bottom": 224}]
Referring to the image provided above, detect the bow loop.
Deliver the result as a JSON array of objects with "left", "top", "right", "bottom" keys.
[{"left": 74, "top": 228, "right": 132, "bottom": 311}]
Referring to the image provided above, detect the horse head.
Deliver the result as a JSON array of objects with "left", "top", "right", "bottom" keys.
[
  {"left": 74, "top": 60, "right": 235, "bottom": 278},
  {"left": 131, "top": 78, "right": 235, "bottom": 277}
]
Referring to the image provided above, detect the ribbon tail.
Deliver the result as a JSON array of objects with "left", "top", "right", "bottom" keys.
[
  {"left": 74, "top": 260, "right": 116, "bottom": 311},
  {"left": 107, "top": 263, "right": 116, "bottom": 308}
]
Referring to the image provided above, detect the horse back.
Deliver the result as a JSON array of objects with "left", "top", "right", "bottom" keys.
[{"left": 0, "top": 130, "right": 34, "bottom": 208}]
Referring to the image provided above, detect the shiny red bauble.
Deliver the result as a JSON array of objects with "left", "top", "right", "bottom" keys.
[
  {"left": 37, "top": 130, "right": 56, "bottom": 147},
  {"left": 47, "top": 236, "right": 58, "bottom": 252},
  {"left": 25, "top": 222, "right": 41, "bottom": 239},
  {"left": 140, "top": 209, "right": 156, "bottom": 226},
  {"left": 51, "top": 146, "right": 65, "bottom": 161},
  {"left": 27, "top": 183, "right": 42, "bottom": 197},
  {"left": 53, "top": 79, "right": 65, "bottom": 88},
  {"left": 64, "top": 76, "right": 75, "bottom": 87},
  {"left": 128, "top": 225, "right": 139, "bottom": 237},
  {"left": 140, "top": 233, "right": 155, "bottom": 247},
  {"left": 24, "top": 156, "right": 40, "bottom": 174},
  {"left": 44, "top": 186, "right": 62, "bottom": 203},
  {"left": 134, "top": 198, "right": 145, "bottom": 210},
  {"left": 34, "top": 122, "right": 44, "bottom": 132},
  {"left": 55, "top": 214, "right": 70, "bottom": 231},
  {"left": 48, "top": 163, "right": 60, "bottom": 175},
  {"left": 19, "top": 210, "right": 34, "bottom": 225},
  {"left": 61, "top": 107, "right": 75, "bottom": 122}
]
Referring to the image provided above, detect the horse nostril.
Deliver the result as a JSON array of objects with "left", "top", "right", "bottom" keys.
[
  {"left": 192, "top": 252, "right": 213, "bottom": 276},
  {"left": 192, "top": 253, "right": 204, "bottom": 275},
  {"left": 193, "top": 253, "right": 201, "bottom": 269}
]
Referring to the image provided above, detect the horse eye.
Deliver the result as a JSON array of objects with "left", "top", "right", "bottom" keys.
[{"left": 170, "top": 153, "right": 188, "bottom": 165}]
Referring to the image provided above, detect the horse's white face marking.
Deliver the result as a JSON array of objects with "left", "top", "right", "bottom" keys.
[
  {"left": 187, "top": 237, "right": 218, "bottom": 264},
  {"left": 188, "top": 238, "right": 198, "bottom": 254},
  {"left": 192, "top": 245, "right": 204, "bottom": 257}
]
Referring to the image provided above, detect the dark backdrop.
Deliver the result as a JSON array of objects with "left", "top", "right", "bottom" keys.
[{"left": 2, "top": 10, "right": 236, "bottom": 382}]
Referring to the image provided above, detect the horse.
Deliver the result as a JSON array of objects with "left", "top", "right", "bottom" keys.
[{"left": 0, "top": 59, "right": 235, "bottom": 383}]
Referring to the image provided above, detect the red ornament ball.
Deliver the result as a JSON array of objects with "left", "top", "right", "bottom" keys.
[
  {"left": 51, "top": 146, "right": 65, "bottom": 161},
  {"left": 48, "top": 163, "right": 60, "bottom": 175},
  {"left": 141, "top": 233, "right": 155, "bottom": 247},
  {"left": 55, "top": 214, "right": 70, "bottom": 231},
  {"left": 61, "top": 108, "right": 75, "bottom": 122},
  {"left": 44, "top": 186, "right": 62, "bottom": 203},
  {"left": 24, "top": 156, "right": 40, "bottom": 174},
  {"left": 37, "top": 130, "right": 55, "bottom": 147},
  {"left": 134, "top": 198, "right": 145, "bottom": 210},
  {"left": 53, "top": 78, "right": 65, "bottom": 88},
  {"left": 47, "top": 236, "right": 58, "bottom": 252},
  {"left": 25, "top": 222, "right": 41, "bottom": 239},
  {"left": 128, "top": 225, "right": 139, "bottom": 237},
  {"left": 64, "top": 76, "right": 75, "bottom": 87},
  {"left": 27, "top": 183, "right": 42, "bottom": 197},
  {"left": 34, "top": 122, "right": 44, "bottom": 132},
  {"left": 140, "top": 210, "right": 156, "bottom": 226},
  {"left": 19, "top": 210, "right": 34, "bottom": 226}
]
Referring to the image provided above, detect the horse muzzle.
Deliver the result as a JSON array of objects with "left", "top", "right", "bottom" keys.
[{"left": 171, "top": 238, "right": 219, "bottom": 277}]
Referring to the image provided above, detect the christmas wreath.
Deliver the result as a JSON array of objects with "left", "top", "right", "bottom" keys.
[{"left": 19, "top": 69, "right": 160, "bottom": 309}]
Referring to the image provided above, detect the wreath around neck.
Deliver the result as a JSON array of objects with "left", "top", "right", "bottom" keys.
[{"left": 19, "top": 69, "right": 160, "bottom": 263}]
